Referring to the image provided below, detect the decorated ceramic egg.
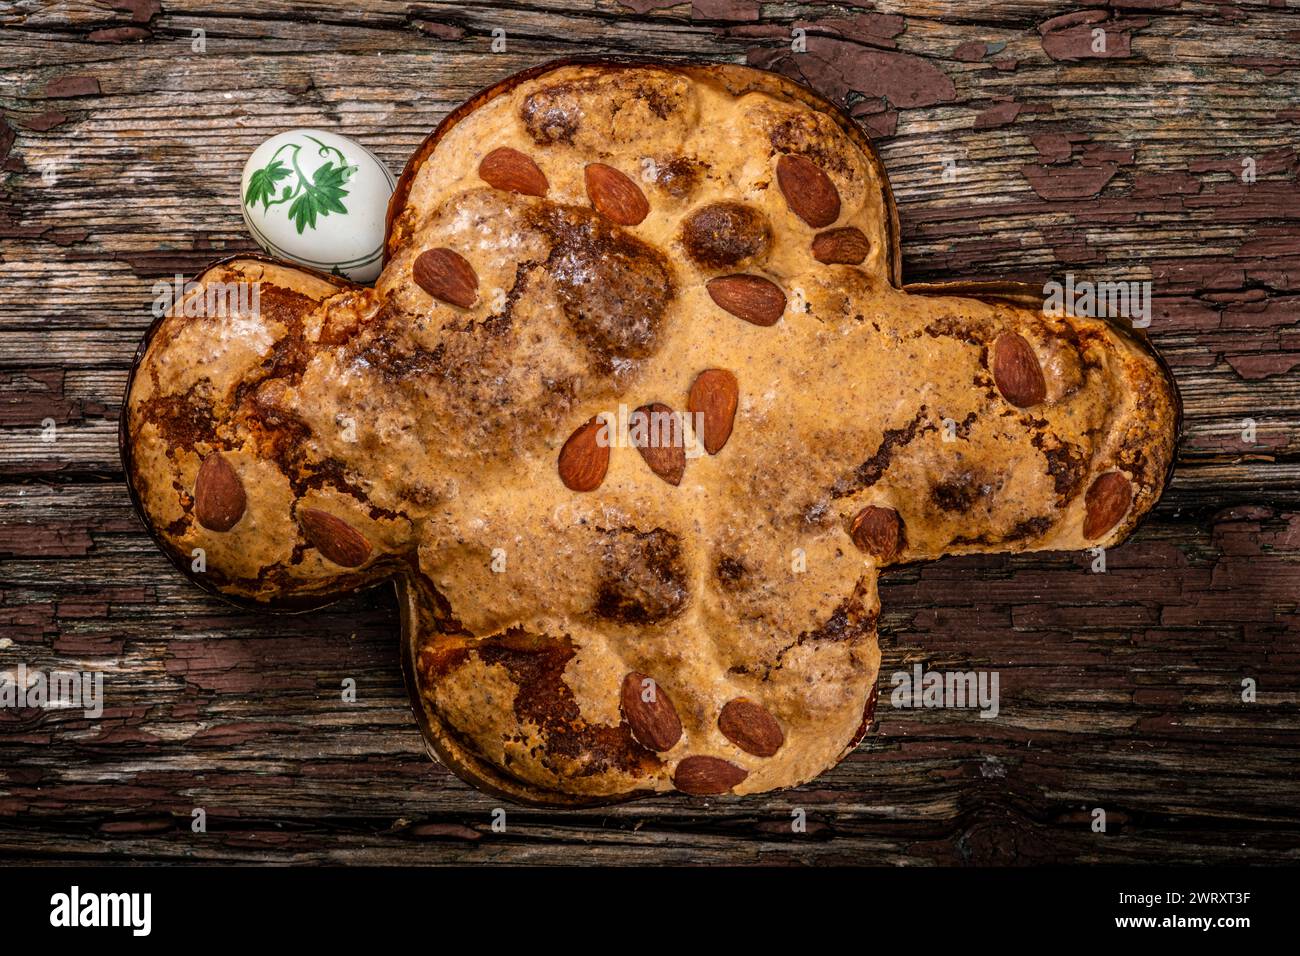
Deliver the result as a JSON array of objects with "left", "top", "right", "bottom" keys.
[{"left": 240, "top": 129, "right": 394, "bottom": 283}]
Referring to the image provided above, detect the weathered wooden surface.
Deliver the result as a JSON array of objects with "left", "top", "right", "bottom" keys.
[{"left": 1, "top": 0, "right": 1297, "bottom": 865}]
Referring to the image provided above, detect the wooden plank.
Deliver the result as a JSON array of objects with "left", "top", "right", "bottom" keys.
[{"left": 1, "top": 483, "right": 1297, "bottom": 863}]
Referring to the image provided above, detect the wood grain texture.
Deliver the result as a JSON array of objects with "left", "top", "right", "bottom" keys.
[{"left": 1, "top": 0, "right": 1297, "bottom": 865}]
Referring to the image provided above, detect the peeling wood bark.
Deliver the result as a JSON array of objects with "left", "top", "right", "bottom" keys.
[{"left": 1, "top": 0, "right": 1297, "bottom": 865}]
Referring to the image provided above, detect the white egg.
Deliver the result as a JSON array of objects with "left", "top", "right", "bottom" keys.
[{"left": 240, "top": 129, "right": 395, "bottom": 284}]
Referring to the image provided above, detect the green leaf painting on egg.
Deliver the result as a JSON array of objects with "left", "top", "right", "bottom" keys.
[
  {"left": 244, "top": 134, "right": 359, "bottom": 234},
  {"left": 244, "top": 159, "right": 291, "bottom": 210}
]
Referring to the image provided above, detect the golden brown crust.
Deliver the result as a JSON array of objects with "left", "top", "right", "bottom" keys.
[{"left": 122, "top": 59, "right": 1179, "bottom": 806}]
